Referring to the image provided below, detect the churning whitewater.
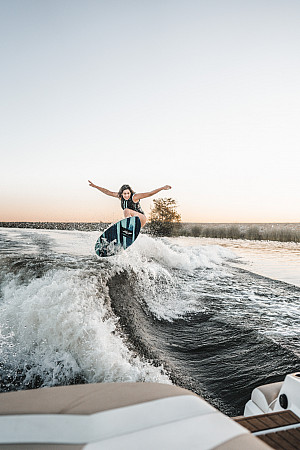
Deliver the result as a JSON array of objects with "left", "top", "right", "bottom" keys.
[{"left": 0, "top": 227, "right": 299, "bottom": 415}]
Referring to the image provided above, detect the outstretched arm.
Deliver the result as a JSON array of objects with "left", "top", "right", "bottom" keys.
[
  {"left": 88, "top": 180, "right": 118, "bottom": 198},
  {"left": 133, "top": 185, "right": 172, "bottom": 202}
]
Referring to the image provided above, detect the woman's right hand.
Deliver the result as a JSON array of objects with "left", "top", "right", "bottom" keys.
[{"left": 88, "top": 180, "right": 96, "bottom": 188}]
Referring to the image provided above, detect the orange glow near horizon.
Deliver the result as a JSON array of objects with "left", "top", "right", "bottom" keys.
[
  {"left": 1, "top": 205, "right": 299, "bottom": 225},
  {"left": 1, "top": 193, "right": 299, "bottom": 224}
]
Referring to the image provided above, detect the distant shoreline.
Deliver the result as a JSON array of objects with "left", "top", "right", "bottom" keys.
[
  {"left": 0, "top": 221, "right": 299, "bottom": 243},
  {"left": 0, "top": 222, "right": 109, "bottom": 232},
  {"left": 181, "top": 222, "right": 300, "bottom": 243},
  {"left": 0, "top": 221, "right": 299, "bottom": 228}
]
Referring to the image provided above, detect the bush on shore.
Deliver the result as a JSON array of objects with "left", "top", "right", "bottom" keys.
[{"left": 148, "top": 198, "right": 181, "bottom": 237}]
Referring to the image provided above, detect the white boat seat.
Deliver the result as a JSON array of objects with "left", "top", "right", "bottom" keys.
[
  {"left": 251, "top": 382, "right": 283, "bottom": 413},
  {"left": 0, "top": 383, "right": 272, "bottom": 450}
]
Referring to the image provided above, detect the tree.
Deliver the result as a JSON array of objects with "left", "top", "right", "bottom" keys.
[{"left": 148, "top": 197, "right": 181, "bottom": 236}]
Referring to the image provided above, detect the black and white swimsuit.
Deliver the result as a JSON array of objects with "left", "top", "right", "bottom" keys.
[{"left": 121, "top": 194, "right": 145, "bottom": 215}]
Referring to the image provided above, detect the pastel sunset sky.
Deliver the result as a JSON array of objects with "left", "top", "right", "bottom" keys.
[{"left": 1, "top": 0, "right": 299, "bottom": 223}]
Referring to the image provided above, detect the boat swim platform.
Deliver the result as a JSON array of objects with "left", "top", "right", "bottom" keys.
[{"left": 234, "top": 410, "right": 300, "bottom": 449}]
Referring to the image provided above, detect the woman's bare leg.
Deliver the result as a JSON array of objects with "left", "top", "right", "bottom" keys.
[{"left": 123, "top": 208, "right": 147, "bottom": 227}]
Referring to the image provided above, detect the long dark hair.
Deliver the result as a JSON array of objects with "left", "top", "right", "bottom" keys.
[{"left": 118, "top": 184, "right": 134, "bottom": 198}]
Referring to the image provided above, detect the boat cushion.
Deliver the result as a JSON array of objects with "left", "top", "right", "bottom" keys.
[{"left": 251, "top": 382, "right": 282, "bottom": 413}]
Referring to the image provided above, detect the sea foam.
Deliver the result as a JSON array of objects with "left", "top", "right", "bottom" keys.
[{"left": 0, "top": 268, "right": 170, "bottom": 388}]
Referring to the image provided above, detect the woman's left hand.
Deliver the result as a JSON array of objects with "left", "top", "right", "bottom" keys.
[{"left": 163, "top": 185, "right": 172, "bottom": 190}]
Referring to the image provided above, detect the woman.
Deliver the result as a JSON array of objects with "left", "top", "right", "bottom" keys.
[{"left": 88, "top": 181, "right": 171, "bottom": 227}]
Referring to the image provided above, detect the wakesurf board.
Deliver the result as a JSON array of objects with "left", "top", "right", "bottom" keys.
[{"left": 95, "top": 216, "right": 141, "bottom": 257}]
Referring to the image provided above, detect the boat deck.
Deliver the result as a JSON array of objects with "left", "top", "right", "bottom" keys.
[{"left": 234, "top": 410, "right": 300, "bottom": 449}]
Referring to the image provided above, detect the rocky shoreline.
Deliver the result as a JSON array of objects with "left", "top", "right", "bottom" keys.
[{"left": 0, "top": 222, "right": 109, "bottom": 232}]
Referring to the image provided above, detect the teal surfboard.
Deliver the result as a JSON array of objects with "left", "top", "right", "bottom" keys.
[{"left": 95, "top": 216, "right": 141, "bottom": 257}]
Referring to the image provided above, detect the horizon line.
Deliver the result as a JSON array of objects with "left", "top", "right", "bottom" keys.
[{"left": 1, "top": 221, "right": 299, "bottom": 225}]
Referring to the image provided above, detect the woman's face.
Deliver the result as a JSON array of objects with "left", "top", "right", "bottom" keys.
[{"left": 122, "top": 189, "right": 131, "bottom": 200}]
